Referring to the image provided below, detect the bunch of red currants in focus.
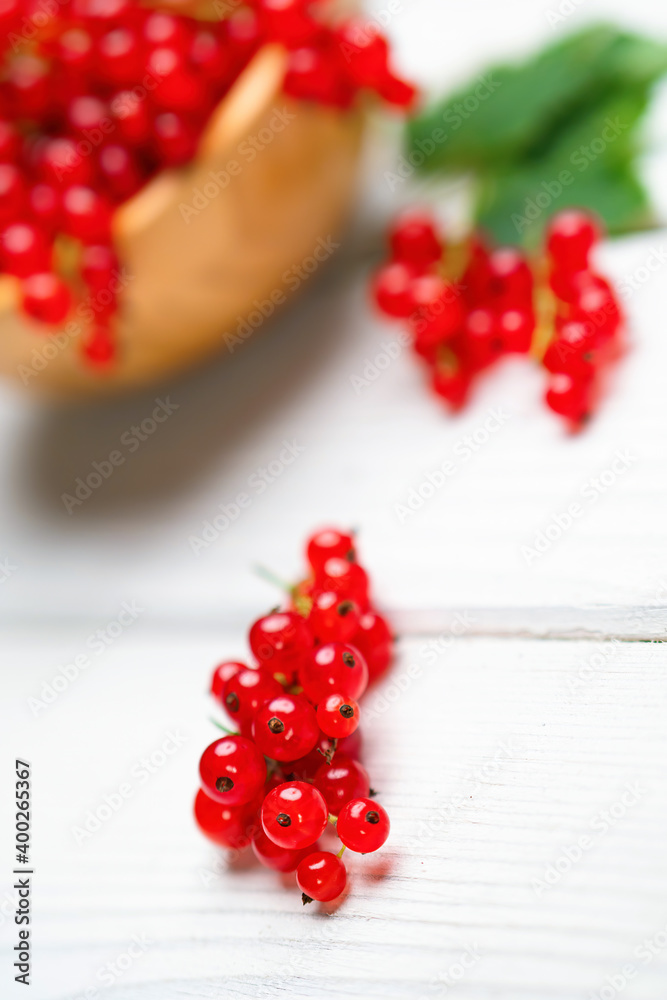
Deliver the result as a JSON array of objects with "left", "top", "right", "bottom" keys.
[
  {"left": 0, "top": 0, "right": 415, "bottom": 365},
  {"left": 195, "top": 527, "right": 394, "bottom": 906},
  {"left": 372, "top": 207, "right": 625, "bottom": 428}
]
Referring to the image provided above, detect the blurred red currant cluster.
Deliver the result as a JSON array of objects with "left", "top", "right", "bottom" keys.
[
  {"left": 0, "top": 1, "right": 415, "bottom": 366},
  {"left": 195, "top": 527, "right": 394, "bottom": 906},
  {"left": 372, "top": 208, "right": 625, "bottom": 428}
]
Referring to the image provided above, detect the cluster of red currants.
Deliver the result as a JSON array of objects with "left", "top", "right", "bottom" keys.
[
  {"left": 372, "top": 207, "right": 624, "bottom": 427},
  {"left": 195, "top": 527, "right": 394, "bottom": 906},
  {"left": 0, "top": 1, "right": 415, "bottom": 366}
]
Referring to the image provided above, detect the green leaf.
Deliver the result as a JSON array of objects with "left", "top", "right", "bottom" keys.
[
  {"left": 406, "top": 23, "right": 667, "bottom": 173},
  {"left": 476, "top": 158, "right": 652, "bottom": 246}
]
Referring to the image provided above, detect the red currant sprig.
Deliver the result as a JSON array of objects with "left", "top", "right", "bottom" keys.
[
  {"left": 194, "top": 527, "right": 394, "bottom": 908},
  {"left": 372, "top": 206, "right": 624, "bottom": 429}
]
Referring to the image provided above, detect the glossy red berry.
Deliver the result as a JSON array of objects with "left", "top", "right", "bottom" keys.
[
  {"left": 199, "top": 735, "right": 266, "bottom": 806},
  {"left": 545, "top": 372, "right": 594, "bottom": 423},
  {"left": 337, "top": 797, "right": 390, "bottom": 853},
  {"left": 62, "top": 186, "right": 112, "bottom": 243},
  {"left": 0, "top": 164, "right": 25, "bottom": 225},
  {"left": 194, "top": 788, "right": 258, "bottom": 849},
  {"left": 253, "top": 693, "right": 320, "bottom": 762},
  {"left": 351, "top": 611, "right": 393, "bottom": 683},
  {"left": 306, "top": 528, "right": 356, "bottom": 571},
  {"left": 308, "top": 592, "right": 361, "bottom": 644},
  {"left": 82, "top": 325, "right": 116, "bottom": 367},
  {"left": 546, "top": 209, "right": 600, "bottom": 272},
  {"left": 222, "top": 667, "right": 282, "bottom": 726},
  {"left": 542, "top": 321, "right": 596, "bottom": 377},
  {"left": 498, "top": 308, "right": 535, "bottom": 353},
  {"left": 568, "top": 279, "right": 621, "bottom": 346},
  {"left": 431, "top": 364, "right": 471, "bottom": 411},
  {"left": 487, "top": 246, "right": 533, "bottom": 306},
  {"left": 248, "top": 611, "right": 313, "bottom": 683},
  {"left": 261, "top": 780, "right": 328, "bottom": 849},
  {"left": 299, "top": 642, "right": 368, "bottom": 704},
  {"left": 372, "top": 261, "right": 418, "bottom": 318},
  {"left": 21, "top": 273, "right": 72, "bottom": 325},
  {"left": 316, "top": 693, "right": 360, "bottom": 739},
  {"left": 297, "top": 851, "right": 346, "bottom": 903},
  {"left": 256, "top": 0, "right": 318, "bottom": 46},
  {"left": 314, "top": 756, "right": 369, "bottom": 815},
  {"left": 251, "top": 827, "right": 315, "bottom": 872},
  {"left": 316, "top": 557, "right": 369, "bottom": 607},
  {"left": 410, "top": 274, "right": 465, "bottom": 348},
  {"left": 389, "top": 211, "right": 442, "bottom": 269},
  {"left": 80, "top": 243, "right": 118, "bottom": 291},
  {"left": 337, "top": 20, "right": 390, "bottom": 89},
  {"left": 0, "top": 223, "right": 50, "bottom": 277},
  {"left": 462, "top": 308, "right": 503, "bottom": 369},
  {"left": 210, "top": 660, "right": 247, "bottom": 699}
]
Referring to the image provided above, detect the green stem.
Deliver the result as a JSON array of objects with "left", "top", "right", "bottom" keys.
[
  {"left": 337, "top": 844, "right": 347, "bottom": 859},
  {"left": 209, "top": 717, "right": 238, "bottom": 736},
  {"left": 254, "top": 564, "right": 292, "bottom": 593}
]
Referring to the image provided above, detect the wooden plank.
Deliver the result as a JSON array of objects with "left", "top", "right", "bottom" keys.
[{"left": 2, "top": 630, "right": 667, "bottom": 1000}]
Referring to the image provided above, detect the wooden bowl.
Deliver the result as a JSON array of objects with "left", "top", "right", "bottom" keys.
[{"left": 0, "top": 45, "right": 364, "bottom": 396}]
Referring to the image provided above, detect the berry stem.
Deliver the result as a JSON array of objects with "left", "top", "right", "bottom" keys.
[
  {"left": 209, "top": 717, "right": 238, "bottom": 736},
  {"left": 254, "top": 564, "right": 292, "bottom": 594},
  {"left": 337, "top": 844, "right": 347, "bottom": 859}
]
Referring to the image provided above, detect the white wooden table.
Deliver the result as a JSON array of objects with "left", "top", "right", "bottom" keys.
[{"left": 2, "top": 2, "right": 667, "bottom": 998}]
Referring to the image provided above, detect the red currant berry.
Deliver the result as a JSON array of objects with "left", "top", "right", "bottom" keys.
[
  {"left": 431, "top": 360, "right": 471, "bottom": 411},
  {"left": 261, "top": 781, "right": 328, "bottom": 849},
  {"left": 336, "top": 20, "right": 390, "bottom": 89},
  {"left": 314, "top": 756, "right": 369, "bottom": 815},
  {"left": 546, "top": 209, "right": 600, "bottom": 272},
  {"left": 308, "top": 592, "right": 361, "bottom": 644},
  {"left": 28, "top": 184, "right": 61, "bottom": 237},
  {"left": 337, "top": 797, "right": 389, "bottom": 853},
  {"left": 462, "top": 308, "right": 504, "bottom": 369},
  {"left": 210, "top": 660, "right": 247, "bottom": 699},
  {"left": 0, "top": 223, "right": 50, "bottom": 278},
  {"left": 351, "top": 611, "right": 393, "bottom": 683},
  {"left": 487, "top": 246, "right": 533, "bottom": 306},
  {"left": 82, "top": 325, "right": 116, "bottom": 367},
  {"left": 409, "top": 274, "right": 465, "bottom": 348},
  {"left": 0, "top": 165, "right": 25, "bottom": 225},
  {"left": 248, "top": 611, "right": 313, "bottom": 684},
  {"left": 297, "top": 851, "right": 346, "bottom": 903},
  {"left": 251, "top": 827, "right": 315, "bottom": 873},
  {"left": 299, "top": 642, "right": 368, "bottom": 704},
  {"left": 545, "top": 372, "right": 594, "bottom": 423},
  {"left": 316, "top": 693, "right": 360, "bottom": 739},
  {"left": 256, "top": 0, "right": 319, "bottom": 46},
  {"left": 62, "top": 186, "right": 112, "bottom": 244},
  {"left": 376, "top": 71, "right": 418, "bottom": 109},
  {"left": 0, "top": 120, "right": 18, "bottom": 163},
  {"left": 253, "top": 693, "right": 320, "bottom": 762},
  {"left": 306, "top": 528, "right": 356, "bottom": 571},
  {"left": 372, "top": 261, "right": 419, "bottom": 318},
  {"left": 283, "top": 45, "right": 351, "bottom": 106},
  {"left": 39, "top": 138, "right": 94, "bottom": 188},
  {"left": 152, "top": 111, "right": 198, "bottom": 166},
  {"left": 388, "top": 211, "right": 442, "bottom": 269},
  {"left": 222, "top": 667, "right": 282, "bottom": 726},
  {"left": 542, "top": 321, "right": 596, "bottom": 378},
  {"left": 21, "top": 273, "right": 72, "bottom": 325},
  {"left": 194, "top": 788, "right": 258, "bottom": 849},
  {"left": 568, "top": 279, "right": 621, "bottom": 346},
  {"left": 80, "top": 243, "right": 119, "bottom": 291},
  {"left": 498, "top": 308, "right": 535, "bottom": 353},
  {"left": 199, "top": 735, "right": 266, "bottom": 806},
  {"left": 316, "top": 557, "right": 369, "bottom": 607}
]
